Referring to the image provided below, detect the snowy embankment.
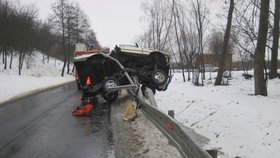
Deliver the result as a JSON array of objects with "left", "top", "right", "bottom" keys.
[
  {"left": 0, "top": 52, "right": 74, "bottom": 104},
  {"left": 0, "top": 52, "right": 182, "bottom": 157},
  {"left": 155, "top": 71, "right": 280, "bottom": 158}
]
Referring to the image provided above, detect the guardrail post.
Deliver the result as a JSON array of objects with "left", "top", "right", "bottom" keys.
[
  {"left": 144, "top": 88, "right": 158, "bottom": 107},
  {"left": 168, "top": 110, "right": 174, "bottom": 118}
]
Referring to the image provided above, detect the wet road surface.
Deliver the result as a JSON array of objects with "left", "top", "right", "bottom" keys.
[{"left": 0, "top": 82, "right": 116, "bottom": 158}]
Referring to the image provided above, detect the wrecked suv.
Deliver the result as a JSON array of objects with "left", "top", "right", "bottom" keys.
[
  {"left": 113, "top": 45, "right": 171, "bottom": 93},
  {"left": 73, "top": 44, "right": 171, "bottom": 103}
]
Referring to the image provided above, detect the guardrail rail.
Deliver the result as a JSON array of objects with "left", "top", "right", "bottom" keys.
[{"left": 129, "top": 88, "right": 213, "bottom": 158}]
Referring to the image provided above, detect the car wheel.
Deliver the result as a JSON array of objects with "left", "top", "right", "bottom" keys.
[
  {"left": 102, "top": 78, "right": 119, "bottom": 102},
  {"left": 151, "top": 69, "right": 167, "bottom": 86},
  {"left": 102, "top": 91, "right": 118, "bottom": 102},
  {"left": 102, "top": 78, "right": 119, "bottom": 91}
]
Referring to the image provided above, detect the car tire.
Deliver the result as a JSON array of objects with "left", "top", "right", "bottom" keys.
[
  {"left": 102, "top": 77, "right": 119, "bottom": 91},
  {"left": 102, "top": 91, "right": 118, "bottom": 102},
  {"left": 151, "top": 69, "right": 167, "bottom": 86},
  {"left": 102, "top": 78, "right": 119, "bottom": 102}
]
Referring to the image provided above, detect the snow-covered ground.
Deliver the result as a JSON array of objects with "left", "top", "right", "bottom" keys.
[
  {"left": 0, "top": 52, "right": 74, "bottom": 104},
  {"left": 1, "top": 52, "right": 280, "bottom": 158},
  {"left": 156, "top": 71, "right": 280, "bottom": 158}
]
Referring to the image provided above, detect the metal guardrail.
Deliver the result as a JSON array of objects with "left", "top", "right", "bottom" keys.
[
  {"left": 95, "top": 51, "right": 213, "bottom": 157},
  {"left": 74, "top": 49, "right": 213, "bottom": 157},
  {"left": 129, "top": 88, "right": 213, "bottom": 158}
]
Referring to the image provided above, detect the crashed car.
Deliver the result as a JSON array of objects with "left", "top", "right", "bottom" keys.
[
  {"left": 74, "top": 51, "right": 122, "bottom": 102},
  {"left": 74, "top": 44, "right": 171, "bottom": 103},
  {"left": 113, "top": 45, "right": 171, "bottom": 93}
]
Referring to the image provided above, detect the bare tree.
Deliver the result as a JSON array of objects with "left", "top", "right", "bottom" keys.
[
  {"left": 37, "top": 22, "right": 56, "bottom": 63},
  {"left": 254, "top": 0, "right": 270, "bottom": 96},
  {"left": 232, "top": 0, "right": 275, "bottom": 69},
  {"left": 232, "top": 0, "right": 260, "bottom": 58},
  {"left": 215, "top": 0, "right": 234, "bottom": 85},
  {"left": 209, "top": 31, "right": 223, "bottom": 66},
  {"left": 16, "top": 4, "right": 38, "bottom": 75},
  {"left": 188, "top": 0, "right": 209, "bottom": 84},
  {"left": 174, "top": 1, "right": 197, "bottom": 81},
  {"left": 139, "top": 0, "right": 173, "bottom": 51},
  {"left": 172, "top": 0, "right": 186, "bottom": 82},
  {"left": 0, "top": 0, "right": 90, "bottom": 75},
  {"left": 50, "top": 0, "right": 68, "bottom": 76},
  {"left": 0, "top": 0, "right": 10, "bottom": 69},
  {"left": 270, "top": 0, "right": 280, "bottom": 79},
  {"left": 185, "top": 26, "right": 199, "bottom": 81},
  {"left": 65, "top": 1, "right": 75, "bottom": 74}
]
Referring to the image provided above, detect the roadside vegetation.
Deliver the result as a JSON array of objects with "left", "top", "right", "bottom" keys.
[
  {"left": 137, "top": 0, "right": 280, "bottom": 96},
  {"left": 0, "top": 0, "right": 99, "bottom": 76}
]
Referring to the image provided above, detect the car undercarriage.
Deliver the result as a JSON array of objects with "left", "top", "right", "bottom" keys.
[{"left": 73, "top": 45, "right": 171, "bottom": 103}]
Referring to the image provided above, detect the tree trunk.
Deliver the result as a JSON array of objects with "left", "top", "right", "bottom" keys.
[
  {"left": 270, "top": 0, "right": 280, "bottom": 79},
  {"left": 66, "top": 16, "right": 71, "bottom": 74},
  {"left": 61, "top": 0, "right": 66, "bottom": 77},
  {"left": 9, "top": 51, "right": 13, "bottom": 69},
  {"left": 47, "top": 55, "right": 50, "bottom": 63},
  {"left": 215, "top": 0, "right": 234, "bottom": 85},
  {"left": 19, "top": 52, "right": 22, "bottom": 75},
  {"left": 42, "top": 54, "right": 45, "bottom": 64},
  {"left": 4, "top": 48, "right": 7, "bottom": 69},
  {"left": 67, "top": 44, "right": 70, "bottom": 74},
  {"left": 254, "top": 0, "right": 270, "bottom": 96},
  {"left": 197, "top": 0, "right": 205, "bottom": 82},
  {"left": 2, "top": 50, "right": 5, "bottom": 64},
  {"left": 2, "top": 50, "right": 4, "bottom": 64},
  {"left": 188, "top": 55, "right": 194, "bottom": 81},
  {"left": 172, "top": 0, "right": 185, "bottom": 82},
  {"left": 18, "top": 51, "right": 25, "bottom": 76},
  {"left": 61, "top": 35, "right": 67, "bottom": 77}
]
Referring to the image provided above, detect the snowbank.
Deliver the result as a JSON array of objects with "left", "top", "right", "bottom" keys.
[
  {"left": 0, "top": 52, "right": 74, "bottom": 104},
  {"left": 156, "top": 71, "right": 280, "bottom": 158}
]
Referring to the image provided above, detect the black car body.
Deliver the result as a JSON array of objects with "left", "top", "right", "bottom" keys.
[{"left": 73, "top": 45, "right": 171, "bottom": 102}]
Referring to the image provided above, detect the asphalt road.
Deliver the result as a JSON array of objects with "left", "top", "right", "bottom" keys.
[{"left": 0, "top": 82, "right": 128, "bottom": 158}]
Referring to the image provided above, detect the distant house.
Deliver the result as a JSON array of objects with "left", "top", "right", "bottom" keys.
[{"left": 193, "top": 53, "right": 232, "bottom": 68}]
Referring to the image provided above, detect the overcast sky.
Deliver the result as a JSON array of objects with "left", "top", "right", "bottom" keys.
[{"left": 20, "top": 0, "right": 148, "bottom": 48}]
